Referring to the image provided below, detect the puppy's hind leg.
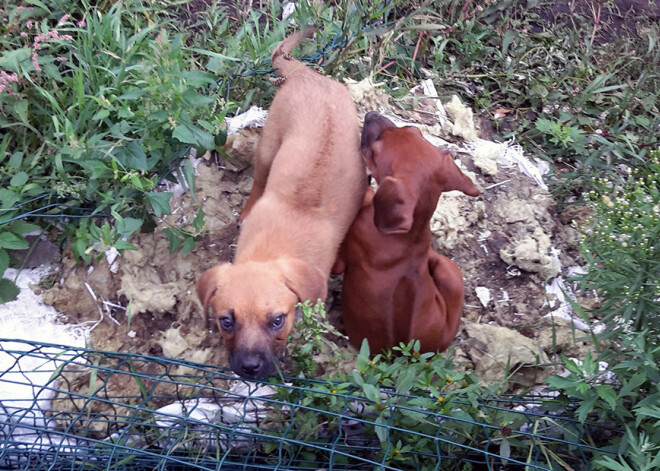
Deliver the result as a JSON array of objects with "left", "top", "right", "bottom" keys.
[
  {"left": 238, "top": 128, "right": 281, "bottom": 224},
  {"left": 427, "top": 250, "right": 465, "bottom": 351}
]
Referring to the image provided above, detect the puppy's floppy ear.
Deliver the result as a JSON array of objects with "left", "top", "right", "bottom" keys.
[
  {"left": 373, "top": 176, "right": 417, "bottom": 234},
  {"left": 279, "top": 258, "right": 328, "bottom": 303},
  {"left": 196, "top": 264, "right": 229, "bottom": 317},
  {"left": 437, "top": 151, "right": 481, "bottom": 197}
]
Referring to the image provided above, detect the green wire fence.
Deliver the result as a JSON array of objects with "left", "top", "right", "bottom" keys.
[{"left": 0, "top": 339, "right": 617, "bottom": 470}]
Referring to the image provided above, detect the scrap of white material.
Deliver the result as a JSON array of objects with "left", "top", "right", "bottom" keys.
[
  {"left": 226, "top": 106, "right": 268, "bottom": 136},
  {"left": 496, "top": 140, "right": 549, "bottom": 191},
  {"left": 409, "top": 79, "right": 448, "bottom": 128},
  {"left": 564, "top": 358, "right": 616, "bottom": 385},
  {"left": 0, "top": 267, "right": 89, "bottom": 456},
  {"left": 109, "top": 381, "right": 284, "bottom": 452},
  {"left": 282, "top": 2, "right": 297, "bottom": 22},
  {"left": 105, "top": 247, "right": 120, "bottom": 274},
  {"left": 0, "top": 267, "right": 88, "bottom": 349},
  {"left": 543, "top": 270, "right": 604, "bottom": 334},
  {"left": 475, "top": 287, "right": 492, "bottom": 308}
]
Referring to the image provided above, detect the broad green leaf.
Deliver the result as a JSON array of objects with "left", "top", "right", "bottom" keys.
[
  {"left": 182, "top": 88, "right": 214, "bottom": 107},
  {"left": 361, "top": 383, "right": 381, "bottom": 403},
  {"left": 576, "top": 395, "right": 598, "bottom": 423},
  {"left": 618, "top": 372, "right": 647, "bottom": 398},
  {"left": 0, "top": 189, "right": 19, "bottom": 209},
  {"left": 530, "top": 84, "right": 549, "bottom": 98},
  {"left": 118, "top": 106, "right": 135, "bottom": 119},
  {"left": 183, "top": 159, "right": 195, "bottom": 200},
  {"left": 501, "top": 30, "right": 515, "bottom": 56},
  {"left": 78, "top": 160, "right": 112, "bottom": 179},
  {"left": 113, "top": 241, "right": 137, "bottom": 251},
  {"left": 10, "top": 171, "right": 29, "bottom": 187},
  {"left": 374, "top": 413, "right": 388, "bottom": 443},
  {"left": 546, "top": 375, "right": 578, "bottom": 390},
  {"left": 180, "top": 236, "right": 195, "bottom": 255},
  {"left": 0, "top": 231, "right": 28, "bottom": 250},
  {"left": 0, "top": 47, "right": 31, "bottom": 73},
  {"left": 114, "top": 141, "right": 147, "bottom": 170},
  {"left": 395, "top": 366, "right": 416, "bottom": 394},
  {"left": 181, "top": 70, "right": 217, "bottom": 85},
  {"left": 117, "top": 89, "right": 146, "bottom": 100},
  {"left": 92, "top": 109, "right": 110, "bottom": 121},
  {"left": 0, "top": 278, "right": 20, "bottom": 304},
  {"left": 0, "top": 249, "right": 9, "bottom": 274},
  {"left": 192, "top": 208, "right": 205, "bottom": 230},
  {"left": 12, "top": 100, "right": 29, "bottom": 123},
  {"left": 172, "top": 122, "right": 215, "bottom": 150},
  {"left": 163, "top": 228, "right": 182, "bottom": 253},
  {"left": 9, "top": 221, "right": 39, "bottom": 235},
  {"left": 595, "top": 385, "right": 618, "bottom": 410},
  {"left": 8, "top": 152, "right": 23, "bottom": 169},
  {"left": 115, "top": 217, "right": 142, "bottom": 238},
  {"left": 357, "top": 338, "right": 371, "bottom": 373},
  {"left": 351, "top": 369, "right": 364, "bottom": 387},
  {"left": 147, "top": 110, "right": 169, "bottom": 123},
  {"left": 146, "top": 192, "right": 172, "bottom": 217},
  {"left": 399, "top": 408, "right": 426, "bottom": 422}
]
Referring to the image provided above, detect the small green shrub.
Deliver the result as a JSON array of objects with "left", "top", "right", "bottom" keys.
[
  {"left": 576, "top": 150, "right": 660, "bottom": 336},
  {"left": 546, "top": 327, "right": 660, "bottom": 471},
  {"left": 0, "top": 0, "right": 227, "bottom": 298}
]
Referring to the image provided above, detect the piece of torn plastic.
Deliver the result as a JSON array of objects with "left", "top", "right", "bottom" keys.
[{"left": 226, "top": 106, "right": 268, "bottom": 136}]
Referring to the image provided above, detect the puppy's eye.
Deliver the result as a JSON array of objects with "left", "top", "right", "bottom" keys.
[
  {"left": 271, "top": 314, "right": 286, "bottom": 330},
  {"left": 218, "top": 316, "right": 234, "bottom": 332}
]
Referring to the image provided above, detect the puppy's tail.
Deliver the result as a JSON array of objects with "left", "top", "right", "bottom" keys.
[{"left": 271, "top": 27, "right": 315, "bottom": 78}]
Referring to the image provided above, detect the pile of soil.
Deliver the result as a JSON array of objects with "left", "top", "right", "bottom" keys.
[{"left": 39, "top": 79, "right": 597, "bottom": 418}]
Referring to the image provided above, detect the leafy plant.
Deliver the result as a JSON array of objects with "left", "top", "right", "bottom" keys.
[
  {"left": 575, "top": 149, "right": 660, "bottom": 336},
  {"left": 0, "top": 220, "right": 38, "bottom": 301},
  {"left": 285, "top": 300, "right": 347, "bottom": 377},
  {"left": 0, "top": 0, "right": 228, "bottom": 300}
]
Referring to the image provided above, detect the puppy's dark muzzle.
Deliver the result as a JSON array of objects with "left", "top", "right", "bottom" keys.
[{"left": 229, "top": 349, "right": 277, "bottom": 380}]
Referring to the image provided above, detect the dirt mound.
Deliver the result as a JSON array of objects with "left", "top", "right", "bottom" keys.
[{"left": 42, "top": 80, "right": 594, "bottom": 403}]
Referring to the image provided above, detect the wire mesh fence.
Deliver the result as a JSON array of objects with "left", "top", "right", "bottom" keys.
[{"left": 0, "top": 339, "right": 617, "bottom": 470}]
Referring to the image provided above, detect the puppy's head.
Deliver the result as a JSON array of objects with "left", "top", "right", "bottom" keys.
[
  {"left": 361, "top": 112, "right": 480, "bottom": 234},
  {"left": 196, "top": 259, "right": 327, "bottom": 379}
]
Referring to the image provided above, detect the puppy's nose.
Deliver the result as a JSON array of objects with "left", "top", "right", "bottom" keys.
[
  {"left": 241, "top": 353, "right": 263, "bottom": 374},
  {"left": 234, "top": 351, "right": 271, "bottom": 379}
]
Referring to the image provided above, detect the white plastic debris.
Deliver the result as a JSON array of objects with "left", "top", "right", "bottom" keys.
[
  {"left": 475, "top": 287, "right": 492, "bottom": 308},
  {"left": 105, "top": 247, "right": 120, "bottom": 273},
  {"left": 409, "top": 79, "right": 448, "bottom": 127},
  {"left": 226, "top": 106, "right": 268, "bottom": 136},
  {"left": 543, "top": 269, "right": 604, "bottom": 334},
  {"left": 497, "top": 140, "right": 549, "bottom": 191}
]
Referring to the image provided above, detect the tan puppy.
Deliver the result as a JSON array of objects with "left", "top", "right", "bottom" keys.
[
  {"left": 196, "top": 30, "right": 366, "bottom": 379},
  {"left": 335, "top": 112, "right": 479, "bottom": 353}
]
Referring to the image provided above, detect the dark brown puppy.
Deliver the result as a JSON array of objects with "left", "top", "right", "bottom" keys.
[
  {"left": 334, "top": 112, "right": 479, "bottom": 353},
  {"left": 196, "top": 30, "right": 366, "bottom": 379}
]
